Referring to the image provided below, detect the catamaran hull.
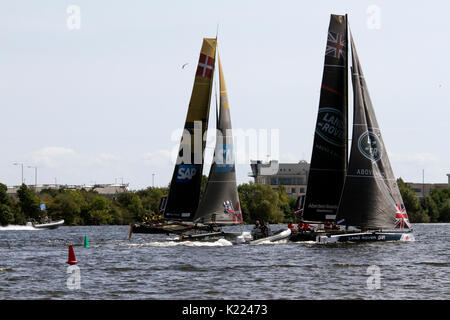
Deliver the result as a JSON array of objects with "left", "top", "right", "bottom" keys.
[
  {"left": 131, "top": 223, "right": 196, "bottom": 234},
  {"left": 317, "top": 231, "right": 415, "bottom": 243},
  {"left": 289, "top": 231, "right": 317, "bottom": 242}
]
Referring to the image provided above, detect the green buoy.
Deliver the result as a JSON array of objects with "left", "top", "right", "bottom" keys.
[{"left": 83, "top": 235, "right": 90, "bottom": 248}]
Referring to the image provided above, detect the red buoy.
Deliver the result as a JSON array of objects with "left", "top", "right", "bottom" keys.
[{"left": 67, "top": 244, "right": 78, "bottom": 265}]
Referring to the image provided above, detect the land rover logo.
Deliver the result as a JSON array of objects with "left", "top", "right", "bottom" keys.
[
  {"left": 357, "top": 131, "right": 383, "bottom": 162},
  {"left": 315, "top": 107, "right": 344, "bottom": 147}
]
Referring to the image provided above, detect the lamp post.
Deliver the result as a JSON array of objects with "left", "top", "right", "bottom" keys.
[
  {"left": 152, "top": 173, "right": 155, "bottom": 188},
  {"left": 28, "top": 166, "right": 38, "bottom": 188},
  {"left": 13, "top": 162, "right": 24, "bottom": 185}
]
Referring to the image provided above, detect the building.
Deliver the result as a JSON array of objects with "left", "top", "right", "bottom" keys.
[
  {"left": 6, "top": 183, "right": 129, "bottom": 198},
  {"left": 405, "top": 174, "right": 449, "bottom": 199},
  {"left": 249, "top": 160, "right": 310, "bottom": 197}
]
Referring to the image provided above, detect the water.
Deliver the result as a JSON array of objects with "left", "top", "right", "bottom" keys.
[{"left": 0, "top": 224, "right": 448, "bottom": 300}]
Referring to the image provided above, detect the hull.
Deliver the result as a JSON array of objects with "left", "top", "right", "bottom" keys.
[
  {"left": 249, "top": 228, "right": 291, "bottom": 244},
  {"left": 289, "top": 230, "right": 317, "bottom": 242},
  {"left": 32, "top": 220, "right": 64, "bottom": 229},
  {"left": 131, "top": 222, "right": 197, "bottom": 234},
  {"left": 317, "top": 231, "right": 415, "bottom": 243},
  {"left": 289, "top": 229, "right": 347, "bottom": 242}
]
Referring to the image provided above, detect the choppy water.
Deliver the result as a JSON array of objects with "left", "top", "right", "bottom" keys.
[{"left": 0, "top": 224, "right": 448, "bottom": 300}]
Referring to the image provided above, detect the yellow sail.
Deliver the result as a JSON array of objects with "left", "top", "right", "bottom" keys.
[
  {"left": 164, "top": 37, "right": 217, "bottom": 220},
  {"left": 218, "top": 54, "right": 230, "bottom": 110},
  {"left": 185, "top": 38, "right": 217, "bottom": 123}
]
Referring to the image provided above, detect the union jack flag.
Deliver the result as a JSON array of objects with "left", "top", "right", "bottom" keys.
[
  {"left": 223, "top": 200, "right": 234, "bottom": 214},
  {"left": 224, "top": 200, "right": 243, "bottom": 223},
  {"left": 326, "top": 31, "right": 346, "bottom": 60},
  {"left": 294, "top": 195, "right": 305, "bottom": 215},
  {"left": 394, "top": 204, "right": 411, "bottom": 229},
  {"left": 233, "top": 201, "right": 243, "bottom": 224}
]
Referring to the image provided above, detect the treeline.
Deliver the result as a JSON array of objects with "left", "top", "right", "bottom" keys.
[
  {"left": 0, "top": 181, "right": 298, "bottom": 226},
  {"left": 398, "top": 178, "right": 450, "bottom": 223},
  {"left": 1, "top": 178, "right": 449, "bottom": 226}
]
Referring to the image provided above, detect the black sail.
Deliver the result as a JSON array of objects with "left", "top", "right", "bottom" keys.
[
  {"left": 164, "top": 38, "right": 217, "bottom": 221},
  {"left": 302, "top": 14, "right": 348, "bottom": 222},
  {"left": 335, "top": 34, "right": 410, "bottom": 230},
  {"left": 193, "top": 55, "right": 243, "bottom": 225}
]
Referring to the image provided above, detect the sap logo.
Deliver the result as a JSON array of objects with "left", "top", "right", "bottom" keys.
[{"left": 176, "top": 165, "right": 199, "bottom": 182}]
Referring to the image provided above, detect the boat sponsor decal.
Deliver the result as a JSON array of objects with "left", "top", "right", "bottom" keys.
[
  {"left": 353, "top": 168, "right": 387, "bottom": 178},
  {"left": 321, "top": 84, "right": 343, "bottom": 96},
  {"left": 181, "top": 212, "right": 191, "bottom": 218},
  {"left": 196, "top": 53, "right": 214, "bottom": 78},
  {"left": 176, "top": 164, "right": 200, "bottom": 182},
  {"left": 315, "top": 107, "right": 345, "bottom": 147},
  {"left": 357, "top": 130, "right": 383, "bottom": 162},
  {"left": 326, "top": 31, "right": 346, "bottom": 61},
  {"left": 308, "top": 203, "right": 338, "bottom": 213}
]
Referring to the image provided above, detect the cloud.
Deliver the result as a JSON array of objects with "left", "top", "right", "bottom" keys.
[
  {"left": 388, "top": 152, "right": 448, "bottom": 183},
  {"left": 143, "top": 149, "right": 174, "bottom": 167},
  {"left": 95, "top": 153, "right": 120, "bottom": 165},
  {"left": 388, "top": 152, "right": 440, "bottom": 164},
  {"left": 31, "top": 147, "right": 78, "bottom": 168}
]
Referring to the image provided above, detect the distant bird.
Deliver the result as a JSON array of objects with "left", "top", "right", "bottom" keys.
[{"left": 181, "top": 63, "right": 189, "bottom": 69}]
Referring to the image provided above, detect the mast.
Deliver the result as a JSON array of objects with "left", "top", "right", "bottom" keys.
[
  {"left": 193, "top": 53, "right": 242, "bottom": 225},
  {"left": 302, "top": 14, "right": 349, "bottom": 223},
  {"left": 164, "top": 38, "right": 217, "bottom": 221},
  {"left": 335, "top": 32, "right": 411, "bottom": 230}
]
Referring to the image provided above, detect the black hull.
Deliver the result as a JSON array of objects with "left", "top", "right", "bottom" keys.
[
  {"left": 317, "top": 231, "right": 414, "bottom": 243},
  {"left": 289, "top": 231, "right": 317, "bottom": 242},
  {"left": 131, "top": 223, "right": 194, "bottom": 235}
]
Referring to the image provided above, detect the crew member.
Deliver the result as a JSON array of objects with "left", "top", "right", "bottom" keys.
[{"left": 297, "top": 221, "right": 313, "bottom": 232}]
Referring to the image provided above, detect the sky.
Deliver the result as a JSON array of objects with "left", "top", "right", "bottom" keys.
[{"left": 0, "top": 0, "right": 449, "bottom": 190}]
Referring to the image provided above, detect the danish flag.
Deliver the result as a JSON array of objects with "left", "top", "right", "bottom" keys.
[
  {"left": 394, "top": 204, "right": 411, "bottom": 229},
  {"left": 326, "top": 31, "right": 346, "bottom": 60},
  {"left": 196, "top": 53, "right": 214, "bottom": 78}
]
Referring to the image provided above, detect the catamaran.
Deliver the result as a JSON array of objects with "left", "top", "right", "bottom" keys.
[
  {"left": 290, "top": 14, "right": 414, "bottom": 243},
  {"left": 131, "top": 37, "right": 244, "bottom": 240}
]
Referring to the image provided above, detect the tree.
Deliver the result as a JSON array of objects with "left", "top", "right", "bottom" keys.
[
  {"left": 16, "top": 184, "right": 41, "bottom": 220},
  {"left": 397, "top": 178, "right": 427, "bottom": 222},
  {"left": 421, "top": 195, "right": 439, "bottom": 223},
  {"left": 49, "top": 193, "right": 82, "bottom": 225},
  {"left": 238, "top": 182, "right": 285, "bottom": 223},
  {"left": 0, "top": 183, "right": 14, "bottom": 226},
  {"left": 88, "top": 196, "right": 111, "bottom": 225},
  {"left": 136, "top": 187, "right": 168, "bottom": 214},
  {"left": 118, "top": 192, "right": 145, "bottom": 221},
  {"left": 438, "top": 199, "right": 450, "bottom": 222}
]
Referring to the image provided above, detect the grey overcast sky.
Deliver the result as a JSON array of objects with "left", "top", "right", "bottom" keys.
[{"left": 1, "top": 0, "right": 449, "bottom": 190}]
